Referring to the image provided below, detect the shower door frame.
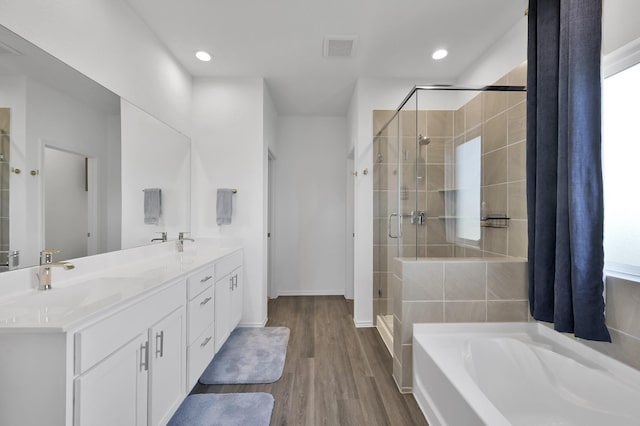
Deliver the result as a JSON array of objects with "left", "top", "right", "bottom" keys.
[{"left": 377, "top": 84, "right": 527, "bottom": 261}]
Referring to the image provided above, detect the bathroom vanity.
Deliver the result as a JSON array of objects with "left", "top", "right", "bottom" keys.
[{"left": 0, "top": 242, "right": 243, "bottom": 426}]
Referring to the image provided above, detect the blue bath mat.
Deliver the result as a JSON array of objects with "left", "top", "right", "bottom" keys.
[
  {"left": 199, "top": 327, "right": 290, "bottom": 384},
  {"left": 168, "top": 393, "right": 274, "bottom": 426}
]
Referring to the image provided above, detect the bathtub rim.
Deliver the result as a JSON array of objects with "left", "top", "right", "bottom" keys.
[{"left": 412, "top": 322, "right": 640, "bottom": 426}]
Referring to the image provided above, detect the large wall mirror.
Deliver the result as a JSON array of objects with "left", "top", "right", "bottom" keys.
[{"left": 0, "top": 25, "right": 190, "bottom": 272}]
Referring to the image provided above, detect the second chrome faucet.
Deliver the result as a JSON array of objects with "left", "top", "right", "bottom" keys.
[
  {"left": 37, "top": 249, "right": 75, "bottom": 291},
  {"left": 176, "top": 232, "right": 194, "bottom": 253}
]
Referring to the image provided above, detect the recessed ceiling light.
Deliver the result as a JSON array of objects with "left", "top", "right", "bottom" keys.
[
  {"left": 432, "top": 49, "right": 448, "bottom": 60},
  {"left": 195, "top": 51, "right": 212, "bottom": 62}
]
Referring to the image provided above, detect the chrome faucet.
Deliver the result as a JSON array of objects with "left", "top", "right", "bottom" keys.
[
  {"left": 37, "top": 250, "right": 75, "bottom": 291},
  {"left": 176, "top": 232, "right": 194, "bottom": 253},
  {"left": 151, "top": 232, "right": 168, "bottom": 243}
]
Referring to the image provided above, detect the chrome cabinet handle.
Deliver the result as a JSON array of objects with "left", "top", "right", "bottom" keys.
[
  {"left": 200, "top": 275, "right": 213, "bottom": 283},
  {"left": 229, "top": 275, "right": 233, "bottom": 290},
  {"left": 140, "top": 341, "right": 149, "bottom": 371},
  {"left": 155, "top": 331, "right": 164, "bottom": 358},
  {"left": 200, "top": 296, "right": 212, "bottom": 306},
  {"left": 200, "top": 336, "right": 212, "bottom": 348}
]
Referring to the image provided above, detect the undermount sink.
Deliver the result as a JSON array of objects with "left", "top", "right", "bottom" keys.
[{"left": 0, "top": 277, "right": 142, "bottom": 326}]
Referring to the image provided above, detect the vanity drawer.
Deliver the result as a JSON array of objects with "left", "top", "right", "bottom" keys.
[
  {"left": 188, "top": 286, "right": 214, "bottom": 345},
  {"left": 74, "top": 280, "right": 184, "bottom": 375},
  {"left": 214, "top": 250, "right": 243, "bottom": 281},
  {"left": 187, "top": 324, "right": 215, "bottom": 389},
  {"left": 187, "top": 264, "right": 215, "bottom": 300}
]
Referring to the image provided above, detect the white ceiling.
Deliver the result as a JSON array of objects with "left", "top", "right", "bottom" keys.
[{"left": 124, "top": 0, "right": 527, "bottom": 115}]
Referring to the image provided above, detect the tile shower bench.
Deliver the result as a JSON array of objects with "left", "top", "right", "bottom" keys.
[{"left": 0, "top": 240, "right": 243, "bottom": 426}]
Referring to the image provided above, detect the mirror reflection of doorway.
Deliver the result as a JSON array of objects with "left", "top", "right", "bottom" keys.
[{"left": 44, "top": 147, "right": 90, "bottom": 261}]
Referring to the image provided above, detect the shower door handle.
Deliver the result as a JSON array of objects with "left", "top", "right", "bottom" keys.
[{"left": 388, "top": 213, "right": 403, "bottom": 239}]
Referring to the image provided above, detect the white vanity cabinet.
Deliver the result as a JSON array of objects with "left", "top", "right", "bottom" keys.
[
  {"left": 0, "top": 245, "right": 244, "bottom": 426},
  {"left": 185, "top": 265, "right": 216, "bottom": 390},
  {"left": 148, "top": 307, "right": 186, "bottom": 425},
  {"left": 73, "top": 280, "right": 186, "bottom": 426},
  {"left": 214, "top": 251, "right": 243, "bottom": 353},
  {"left": 231, "top": 267, "right": 243, "bottom": 328},
  {"left": 74, "top": 333, "right": 149, "bottom": 426}
]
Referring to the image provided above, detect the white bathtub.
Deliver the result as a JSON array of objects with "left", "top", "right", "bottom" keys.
[{"left": 413, "top": 322, "right": 640, "bottom": 426}]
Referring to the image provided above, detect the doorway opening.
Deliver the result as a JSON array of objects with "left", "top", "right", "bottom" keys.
[{"left": 43, "top": 146, "right": 97, "bottom": 261}]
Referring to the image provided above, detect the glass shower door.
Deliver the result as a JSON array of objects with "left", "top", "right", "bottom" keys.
[{"left": 372, "top": 109, "right": 401, "bottom": 331}]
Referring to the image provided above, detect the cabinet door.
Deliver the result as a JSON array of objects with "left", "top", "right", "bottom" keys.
[
  {"left": 74, "top": 334, "right": 148, "bottom": 426},
  {"left": 149, "top": 307, "right": 186, "bottom": 426},
  {"left": 231, "top": 268, "right": 243, "bottom": 329},
  {"left": 214, "top": 275, "right": 232, "bottom": 353}
]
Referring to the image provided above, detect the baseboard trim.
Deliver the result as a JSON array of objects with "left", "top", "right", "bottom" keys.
[
  {"left": 277, "top": 290, "right": 345, "bottom": 296},
  {"left": 238, "top": 319, "right": 267, "bottom": 328},
  {"left": 392, "top": 372, "right": 413, "bottom": 394},
  {"left": 354, "top": 319, "right": 374, "bottom": 328}
]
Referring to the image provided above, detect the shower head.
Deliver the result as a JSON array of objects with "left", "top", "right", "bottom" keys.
[{"left": 418, "top": 134, "right": 431, "bottom": 146}]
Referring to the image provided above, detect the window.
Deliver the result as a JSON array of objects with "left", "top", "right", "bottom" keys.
[
  {"left": 603, "top": 61, "right": 640, "bottom": 278},
  {"left": 455, "top": 136, "right": 481, "bottom": 242}
]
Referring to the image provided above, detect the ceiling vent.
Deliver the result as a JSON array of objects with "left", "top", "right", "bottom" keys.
[
  {"left": 323, "top": 36, "right": 357, "bottom": 57},
  {"left": 0, "top": 40, "right": 21, "bottom": 55}
]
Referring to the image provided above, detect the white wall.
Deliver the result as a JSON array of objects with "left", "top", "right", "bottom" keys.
[
  {"left": 191, "top": 77, "right": 267, "bottom": 327},
  {"left": 1, "top": 0, "right": 193, "bottom": 267},
  {"left": 263, "top": 85, "right": 278, "bottom": 298},
  {"left": 106, "top": 115, "right": 122, "bottom": 252},
  {"left": 120, "top": 100, "right": 191, "bottom": 249},
  {"left": 603, "top": 0, "right": 640, "bottom": 54},
  {"left": 273, "top": 116, "right": 347, "bottom": 296},
  {"left": 345, "top": 91, "right": 359, "bottom": 301},
  {"left": 0, "top": 0, "right": 192, "bottom": 136},
  {"left": 457, "top": 17, "right": 528, "bottom": 87}
]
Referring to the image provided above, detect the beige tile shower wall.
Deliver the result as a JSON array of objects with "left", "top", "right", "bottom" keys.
[
  {"left": 582, "top": 276, "right": 640, "bottom": 371},
  {"left": 392, "top": 257, "right": 528, "bottom": 392},
  {"left": 423, "top": 110, "right": 455, "bottom": 257},
  {"left": 454, "top": 63, "right": 528, "bottom": 258},
  {"left": 374, "top": 63, "right": 529, "bottom": 263}
]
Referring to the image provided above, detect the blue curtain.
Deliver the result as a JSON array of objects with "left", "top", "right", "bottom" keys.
[{"left": 526, "top": 0, "right": 610, "bottom": 341}]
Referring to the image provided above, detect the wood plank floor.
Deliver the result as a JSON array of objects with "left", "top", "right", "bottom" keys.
[{"left": 192, "top": 296, "right": 429, "bottom": 426}]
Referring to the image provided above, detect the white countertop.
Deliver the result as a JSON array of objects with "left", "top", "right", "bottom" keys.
[{"left": 0, "top": 244, "right": 240, "bottom": 332}]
